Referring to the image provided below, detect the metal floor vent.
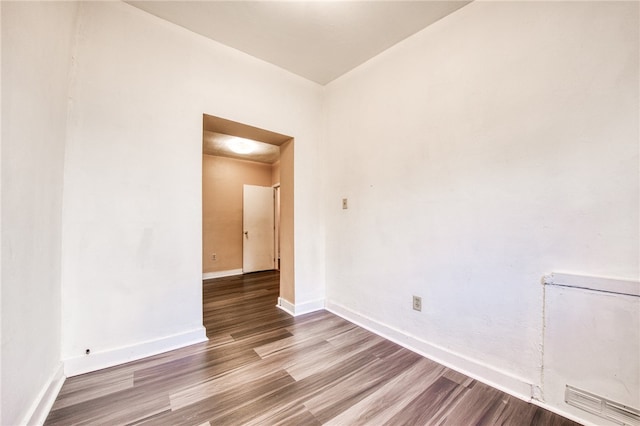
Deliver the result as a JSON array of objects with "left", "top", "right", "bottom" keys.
[{"left": 565, "top": 385, "right": 640, "bottom": 426}]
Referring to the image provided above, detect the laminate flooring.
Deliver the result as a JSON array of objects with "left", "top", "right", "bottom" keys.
[{"left": 46, "top": 271, "right": 580, "bottom": 425}]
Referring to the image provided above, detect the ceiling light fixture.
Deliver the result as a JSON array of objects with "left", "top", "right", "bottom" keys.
[{"left": 227, "top": 137, "right": 256, "bottom": 154}]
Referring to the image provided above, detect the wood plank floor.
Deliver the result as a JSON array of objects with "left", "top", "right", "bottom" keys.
[{"left": 46, "top": 271, "right": 579, "bottom": 425}]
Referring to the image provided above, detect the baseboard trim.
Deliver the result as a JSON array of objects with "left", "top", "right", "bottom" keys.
[
  {"left": 63, "top": 326, "right": 208, "bottom": 377},
  {"left": 295, "top": 298, "right": 325, "bottom": 315},
  {"left": 276, "top": 297, "right": 296, "bottom": 316},
  {"left": 21, "top": 362, "right": 65, "bottom": 426},
  {"left": 277, "top": 297, "right": 325, "bottom": 317},
  {"left": 202, "top": 269, "right": 243, "bottom": 280},
  {"left": 325, "top": 300, "right": 533, "bottom": 402}
]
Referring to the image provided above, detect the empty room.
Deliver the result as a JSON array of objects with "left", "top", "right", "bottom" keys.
[{"left": 1, "top": 1, "right": 638, "bottom": 425}]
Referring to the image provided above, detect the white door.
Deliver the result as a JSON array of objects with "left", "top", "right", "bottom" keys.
[{"left": 243, "top": 184, "right": 275, "bottom": 273}]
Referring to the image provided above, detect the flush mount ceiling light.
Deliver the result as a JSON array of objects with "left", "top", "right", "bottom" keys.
[
  {"left": 227, "top": 137, "right": 256, "bottom": 154},
  {"left": 202, "top": 130, "right": 281, "bottom": 164}
]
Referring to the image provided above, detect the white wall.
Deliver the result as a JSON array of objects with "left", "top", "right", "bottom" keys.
[
  {"left": 544, "top": 276, "right": 639, "bottom": 425},
  {"left": 60, "top": 2, "right": 324, "bottom": 373},
  {"left": 323, "top": 0, "right": 638, "bottom": 420},
  {"left": 1, "top": 2, "right": 78, "bottom": 424}
]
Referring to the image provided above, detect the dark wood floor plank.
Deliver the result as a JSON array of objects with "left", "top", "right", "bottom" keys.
[
  {"left": 304, "top": 349, "right": 426, "bottom": 424},
  {"left": 45, "top": 270, "right": 581, "bottom": 426},
  {"left": 439, "top": 381, "right": 506, "bottom": 426},
  {"left": 51, "top": 370, "right": 133, "bottom": 411},
  {"left": 478, "top": 394, "right": 539, "bottom": 426},
  {"left": 211, "top": 348, "right": 381, "bottom": 426},
  {"left": 137, "top": 370, "right": 295, "bottom": 426},
  {"left": 385, "top": 376, "right": 467, "bottom": 426},
  {"left": 167, "top": 346, "right": 311, "bottom": 411},
  {"left": 244, "top": 404, "right": 322, "bottom": 426},
  {"left": 284, "top": 329, "right": 387, "bottom": 382},
  {"left": 45, "top": 386, "right": 170, "bottom": 426},
  {"left": 323, "top": 357, "right": 447, "bottom": 425}
]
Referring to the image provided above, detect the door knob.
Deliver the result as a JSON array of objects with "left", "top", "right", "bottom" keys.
[{"left": 244, "top": 231, "right": 248, "bottom": 236}]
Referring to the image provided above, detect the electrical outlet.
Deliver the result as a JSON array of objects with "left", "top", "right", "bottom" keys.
[
  {"left": 342, "top": 198, "right": 348, "bottom": 209},
  {"left": 412, "top": 296, "right": 422, "bottom": 312},
  {"left": 211, "top": 253, "right": 217, "bottom": 261}
]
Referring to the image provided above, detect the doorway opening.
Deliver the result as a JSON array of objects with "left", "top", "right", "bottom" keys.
[{"left": 201, "top": 114, "right": 294, "bottom": 327}]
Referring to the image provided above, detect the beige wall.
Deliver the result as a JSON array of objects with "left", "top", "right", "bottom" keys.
[
  {"left": 271, "top": 159, "right": 281, "bottom": 186},
  {"left": 202, "top": 155, "right": 274, "bottom": 273},
  {"left": 279, "top": 140, "right": 295, "bottom": 303}
]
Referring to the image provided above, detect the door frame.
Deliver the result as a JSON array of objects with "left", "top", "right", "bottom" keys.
[
  {"left": 201, "top": 114, "right": 294, "bottom": 305},
  {"left": 273, "top": 184, "right": 280, "bottom": 271}
]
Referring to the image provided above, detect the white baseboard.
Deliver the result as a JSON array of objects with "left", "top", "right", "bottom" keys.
[
  {"left": 21, "top": 362, "right": 65, "bottom": 426},
  {"left": 295, "top": 298, "right": 325, "bottom": 315},
  {"left": 277, "top": 297, "right": 325, "bottom": 317},
  {"left": 202, "top": 269, "right": 243, "bottom": 280},
  {"left": 325, "top": 300, "right": 533, "bottom": 402},
  {"left": 63, "top": 327, "right": 208, "bottom": 377},
  {"left": 276, "top": 297, "right": 296, "bottom": 316}
]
